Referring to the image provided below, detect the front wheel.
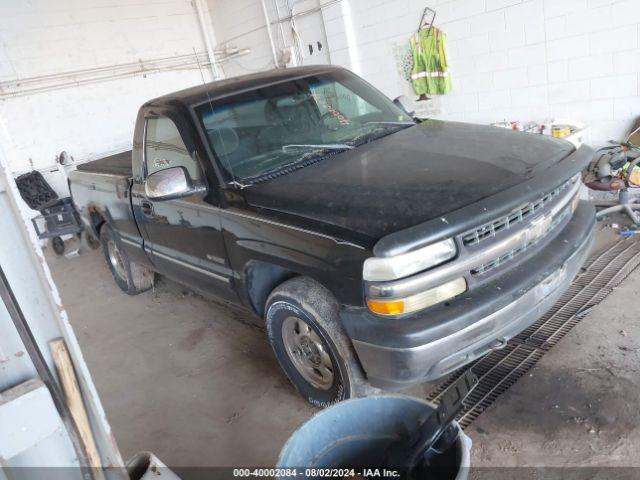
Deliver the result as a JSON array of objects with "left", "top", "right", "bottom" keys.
[{"left": 265, "top": 277, "right": 371, "bottom": 407}]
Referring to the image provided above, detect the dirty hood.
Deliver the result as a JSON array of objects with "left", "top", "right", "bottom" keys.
[{"left": 243, "top": 120, "right": 576, "bottom": 240}]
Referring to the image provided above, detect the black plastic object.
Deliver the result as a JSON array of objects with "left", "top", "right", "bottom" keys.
[
  {"left": 385, "top": 369, "right": 478, "bottom": 471},
  {"left": 41, "top": 198, "right": 80, "bottom": 231},
  {"left": 15, "top": 171, "right": 58, "bottom": 211}
]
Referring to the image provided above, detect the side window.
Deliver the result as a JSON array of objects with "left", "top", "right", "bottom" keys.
[{"left": 145, "top": 117, "right": 201, "bottom": 180}]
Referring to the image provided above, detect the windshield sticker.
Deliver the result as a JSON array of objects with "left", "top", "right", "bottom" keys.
[{"left": 311, "top": 92, "right": 351, "bottom": 125}]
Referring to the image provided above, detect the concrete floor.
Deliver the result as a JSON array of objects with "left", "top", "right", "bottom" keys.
[
  {"left": 46, "top": 226, "right": 640, "bottom": 468},
  {"left": 470, "top": 265, "right": 640, "bottom": 468},
  {"left": 48, "top": 247, "right": 315, "bottom": 467}
]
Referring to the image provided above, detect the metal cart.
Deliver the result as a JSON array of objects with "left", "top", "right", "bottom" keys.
[
  {"left": 31, "top": 197, "right": 84, "bottom": 255},
  {"left": 16, "top": 152, "right": 94, "bottom": 256}
]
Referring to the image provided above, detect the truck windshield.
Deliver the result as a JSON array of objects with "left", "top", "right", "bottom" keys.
[{"left": 194, "top": 70, "right": 415, "bottom": 184}]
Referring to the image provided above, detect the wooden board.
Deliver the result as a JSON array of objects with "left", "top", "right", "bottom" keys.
[{"left": 50, "top": 338, "right": 106, "bottom": 480}]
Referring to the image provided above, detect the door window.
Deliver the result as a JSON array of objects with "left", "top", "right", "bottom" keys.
[{"left": 145, "top": 117, "right": 201, "bottom": 180}]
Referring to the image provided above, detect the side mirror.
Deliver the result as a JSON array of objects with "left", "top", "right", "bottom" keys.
[
  {"left": 145, "top": 167, "right": 197, "bottom": 200},
  {"left": 393, "top": 95, "right": 415, "bottom": 117}
]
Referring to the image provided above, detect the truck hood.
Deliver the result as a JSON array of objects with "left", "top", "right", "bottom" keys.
[{"left": 243, "top": 120, "right": 575, "bottom": 241}]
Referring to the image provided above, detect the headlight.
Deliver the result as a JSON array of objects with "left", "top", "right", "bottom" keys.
[
  {"left": 367, "top": 277, "right": 467, "bottom": 316},
  {"left": 363, "top": 238, "right": 457, "bottom": 281}
]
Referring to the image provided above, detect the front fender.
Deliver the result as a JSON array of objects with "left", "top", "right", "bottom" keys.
[{"left": 221, "top": 212, "right": 370, "bottom": 307}]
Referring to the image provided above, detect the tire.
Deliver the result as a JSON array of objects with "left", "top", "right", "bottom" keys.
[
  {"left": 265, "top": 277, "right": 372, "bottom": 407},
  {"left": 81, "top": 229, "right": 101, "bottom": 251},
  {"left": 50, "top": 236, "right": 65, "bottom": 256},
  {"left": 99, "top": 224, "right": 154, "bottom": 295}
]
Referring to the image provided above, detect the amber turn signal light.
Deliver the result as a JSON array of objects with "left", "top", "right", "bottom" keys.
[{"left": 367, "top": 299, "right": 405, "bottom": 316}]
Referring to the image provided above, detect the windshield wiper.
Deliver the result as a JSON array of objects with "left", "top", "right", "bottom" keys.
[
  {"left": 282, "top": 144, "right": 354, "bottom": 152},
  {"left": 365, "top": 121, "right": 416, "bottom": 126},
  {"left": 243, "top": 144, "right": 352, "bottom": 184},
  {"left": 348, "top": 124, "right": 410, "bottom": 147}
]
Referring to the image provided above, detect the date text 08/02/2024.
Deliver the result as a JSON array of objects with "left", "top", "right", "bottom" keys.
[{"left": 232, "top": 468, "right": 401, "bottom": 477}]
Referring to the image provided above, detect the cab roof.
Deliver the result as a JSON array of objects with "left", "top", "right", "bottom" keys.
[{"left": 144, "top": 65, "right": 346, "bottom": 109}]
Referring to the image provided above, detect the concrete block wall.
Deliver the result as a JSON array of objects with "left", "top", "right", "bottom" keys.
[
  {"left": 2, "top": 0, "right": 638, "bottom": 194},
  {"left": 0, "top": 0, "right": 212, "bottom": 193},
  {"left": 321, "top": 0, "right": 640, "bottom": 143}
]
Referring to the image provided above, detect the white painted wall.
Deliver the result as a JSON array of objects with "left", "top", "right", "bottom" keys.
[
  {"left": 206, "top": 0, "right": 331, "bottom": 75},
  {"left": 204, "top": 0, "right": 640, "bottom": 143},
  {"left": 3, "top": 0, "right": 638, "bottom": 196},
  {"left": 207, "top": 0, "right": 277, "bottom": 77},
  {"left": 321, "top": 0, "right": 640, "bottom": 143},
  {"left": 0, "top": 0, "right": 214, "bottom": 193}
]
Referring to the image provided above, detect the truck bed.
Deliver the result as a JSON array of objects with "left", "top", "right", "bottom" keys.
[{"left": 76, "top": 151, "right": 132, "bottom": 177}]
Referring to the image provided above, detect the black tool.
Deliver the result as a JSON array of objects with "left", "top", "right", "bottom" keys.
[{"left": 384, "top": 369, "right": 478, "bottom": 474}]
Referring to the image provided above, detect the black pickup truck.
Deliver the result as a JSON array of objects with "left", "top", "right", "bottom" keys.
[{"left": 69, "top": 65, "right": 595, "bottom": 406}]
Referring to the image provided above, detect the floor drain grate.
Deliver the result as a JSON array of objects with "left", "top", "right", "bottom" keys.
[{"left": 426, "top": 237, "right": 640, "bottom": 430}]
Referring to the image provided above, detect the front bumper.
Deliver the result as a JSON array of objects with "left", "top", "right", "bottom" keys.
[{"left": 341, "top": 202, "right": 596, "bottom": 390}]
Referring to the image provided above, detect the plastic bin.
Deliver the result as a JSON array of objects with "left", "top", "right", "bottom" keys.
[{"left": 277, "top": 395, "right": 471, "bottom": 480}]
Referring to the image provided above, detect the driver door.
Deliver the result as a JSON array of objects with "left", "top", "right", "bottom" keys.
[{"left": 132, "top": 111, "right": 236, "bottom": 301}]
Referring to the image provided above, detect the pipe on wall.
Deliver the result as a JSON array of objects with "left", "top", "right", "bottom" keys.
[
  {"left": 0, "top": 50, "right": 250, "bottom": 98},
  {"left": 271, "top": 0, "right": 342, "bottom": 25},
  {"left": 273, "top": 0, "right": 287, "bottom": 51},
  {"left": 0, "top": 52, "right": 207, "bottom": 89},
  {"left": 216, "top": 0, "right": 342, "bottom": 45},
  {"left": 193, "top": 0, "right": 224, "bottom": 80},
  {"left": 260, "top": 0, "right": 280, "bottom": 68}
]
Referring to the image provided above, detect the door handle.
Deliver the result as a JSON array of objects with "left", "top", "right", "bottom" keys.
[{"left": 141, "top": 201, "right": 153, "bottom": 215}]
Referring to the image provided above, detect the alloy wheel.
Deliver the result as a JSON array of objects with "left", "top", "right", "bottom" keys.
[{"left": 282, "top": 316, "right": 334, "bottom": 390}]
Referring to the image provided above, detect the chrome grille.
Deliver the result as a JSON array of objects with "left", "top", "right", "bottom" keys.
[
  {"left": 462, "top": 178, "right": 575, "bottom": 247},
  {"left": 471, "top": 206, "right": 572, "bottom": 275}
]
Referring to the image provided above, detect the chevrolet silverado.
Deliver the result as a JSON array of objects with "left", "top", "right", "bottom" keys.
[{"left": 69, "top": 65, "right": 595, "bottom": 406}]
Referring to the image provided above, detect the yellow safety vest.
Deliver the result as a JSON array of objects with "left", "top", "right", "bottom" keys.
[{"left": 410, "top": 27, "right": 451, "bottom": 95}]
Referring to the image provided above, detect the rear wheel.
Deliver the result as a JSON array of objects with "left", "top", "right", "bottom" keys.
[
  {"left": 265, "top": 277, "right": 372, "bottom": 407},
  {"left": 81, "top": 229, "right": 101, "bottom": 251},
  {"left": 99, "top": 224, "right": 154, "bottom": 295}
]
